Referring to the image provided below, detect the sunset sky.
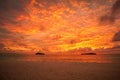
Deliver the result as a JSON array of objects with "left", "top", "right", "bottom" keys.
[{"left": 0, "top": 0, "right": 120, "bottom": 54}]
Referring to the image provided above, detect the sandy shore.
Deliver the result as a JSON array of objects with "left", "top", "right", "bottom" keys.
[{"left": 0, "top": 61, "right": 120, "bottom": 80}]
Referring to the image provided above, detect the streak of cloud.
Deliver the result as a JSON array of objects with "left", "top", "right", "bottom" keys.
[
  {"left": 100, "top": 0, "right": 120, "bottom": 25},
  {"left": 112, "top": 31, "right": 120, "bottom": 41}
]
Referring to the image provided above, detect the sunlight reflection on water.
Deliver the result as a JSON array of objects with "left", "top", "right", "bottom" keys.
[{"left": 13, "top": 54, "right": 120, "bottom": 63}]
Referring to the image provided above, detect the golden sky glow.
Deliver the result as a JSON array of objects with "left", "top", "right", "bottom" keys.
[{"left": 0, "top": 0, "right": 120, "bottom": 53}]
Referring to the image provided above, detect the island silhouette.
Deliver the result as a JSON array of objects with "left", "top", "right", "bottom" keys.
[
  {"left": 81, "top": 52, "right": 96, "bottom": 55},
  {"left": 35, "top": 52, "right": 45, "bottom": 55}
]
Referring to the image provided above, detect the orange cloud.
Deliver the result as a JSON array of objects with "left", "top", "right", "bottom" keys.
[{"left": 0, "top": 0, "right": 120, "bottom": 54}]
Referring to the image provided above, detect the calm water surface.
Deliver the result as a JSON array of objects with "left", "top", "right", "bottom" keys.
[{"left": 0, "top": 54, "right": 120, "bottom": 63}]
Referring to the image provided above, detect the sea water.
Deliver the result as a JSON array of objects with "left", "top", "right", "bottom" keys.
[{"left": 0, "top": 54, "right": 120, "bottom": 63}]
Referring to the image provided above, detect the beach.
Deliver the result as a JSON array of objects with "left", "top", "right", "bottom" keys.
[{"left": 0, "top": 54, "right": 120, "bottom": 80}]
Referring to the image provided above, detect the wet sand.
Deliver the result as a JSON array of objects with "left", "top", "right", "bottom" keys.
[{"left": 0, "top": 60, "right": 120, "bottom": 80}]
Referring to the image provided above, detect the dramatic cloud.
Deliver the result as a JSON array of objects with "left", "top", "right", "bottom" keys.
[
  {"left": 112, "top": 31, "right": 120, "bottom": 41},
  {"left": 112, "top": 0, "right": 120, "bottom": 15},
  {"left": 100, "top": 0, "right": 120, "bottom": 25},
  {"left": 0, "top": 0, "right": 30, "bottom": 25},
  {"left": 0, "top": 0, "right": 120, "bottom": 53},
  {"left": 0, "top": 43, "right": 5, "bottom": 50}
]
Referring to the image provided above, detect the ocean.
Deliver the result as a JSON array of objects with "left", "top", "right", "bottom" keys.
[
  {"left": 0, "top": 54, "right": 120, "bottom": 80},
  {"left": 0, "top": 54, "right": 120, "bottom": 63}
]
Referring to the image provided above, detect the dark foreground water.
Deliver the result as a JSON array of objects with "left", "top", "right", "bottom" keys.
[{"left": 0, "top": 54, "right": 120, "bottom": 80}]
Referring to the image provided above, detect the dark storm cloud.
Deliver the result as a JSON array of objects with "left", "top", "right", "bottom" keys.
[
  {"left": 100, "top": 0, "right": 120, "bottom": 25},
  {"left": 0, "top": 26, "right": 27, "bottom": 48},
  {"left": 112, "top": 45, "right": 120, "bottom": 49},
  {"left": 100, "top": 15, "right": 115, "bottom": 25},
  {"left": 0, "top": 43, "right": 5, "bottom": 50},
  {"left": 112, "top": 31, "right": 120, "bottom": 41},
  {"left": 0, "top": 0, "right": 30, "bottom": 25},
  {"left": 0, "top": 27, "right": 12, "bottom": 38},
  {"left": 0, "top": 26, "right": 19, "bottom": 40},
  {"left": 0, "top": 28, "right": 25, "bottom": 42},
  {"left": 0, "top": 27, "right": 11, "bottom": 34},
  {"left": 111, "top": 0, "right": 120, "bottom": 15}
]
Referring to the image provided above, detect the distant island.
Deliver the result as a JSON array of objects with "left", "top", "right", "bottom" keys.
[
  {"left": 81, "top": 52, "right": 96, "bottom": 55},
  {"left": 35, "top": 52, "right": 45, "bottom": 55}
]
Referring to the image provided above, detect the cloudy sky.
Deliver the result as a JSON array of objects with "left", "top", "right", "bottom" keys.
[{"left": 0, "top": 0, "right": 120, "bottom": 53}]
